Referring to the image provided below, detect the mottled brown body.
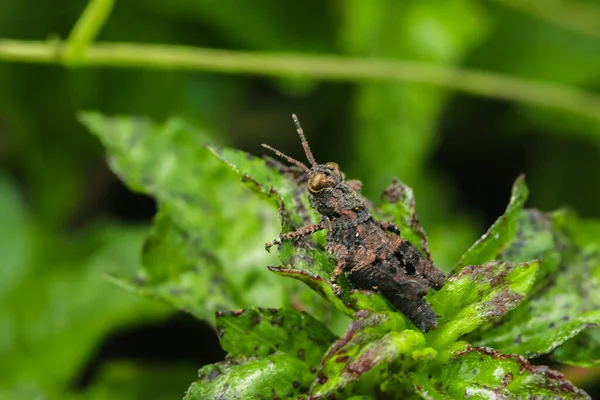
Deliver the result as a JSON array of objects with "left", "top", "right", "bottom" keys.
[{"left": 263, "top": 115, "right": 445, "bottom": 331}]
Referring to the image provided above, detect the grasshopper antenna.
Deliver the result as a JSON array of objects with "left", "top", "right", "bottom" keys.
[
  {"left": 292, "top": 114, "right": 317, "bottom": 167},
  {"left": 261, "top": 144, "right": 310, "bottom": 173}
]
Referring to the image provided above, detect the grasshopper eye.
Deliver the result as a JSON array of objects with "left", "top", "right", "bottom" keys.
[{"left": 308, "top": 173, "right": 329, "bottom": 193}]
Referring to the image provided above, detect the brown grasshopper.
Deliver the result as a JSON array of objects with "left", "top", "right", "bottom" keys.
[{"left": 263, "top": 115, "right": 445, "bottom": 331}]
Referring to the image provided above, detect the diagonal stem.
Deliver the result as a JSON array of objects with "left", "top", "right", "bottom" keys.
[{"left": 64, "top": 0, "right": 115, "bottom": 63}]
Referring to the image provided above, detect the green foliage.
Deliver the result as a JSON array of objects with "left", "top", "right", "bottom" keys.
[
  {"left": 4, "top": 0, "right": 600, "bottom": 398},
  {"left": 435, "top": 346, "right": 589, "bottom": 399},
  {"left": 470, "top": 210, "right": 600, "bottom": 364},
  {"left": 0, "top": 175, "right": 168, "bottom": 397},
  {"left": 78, "top": 113, "right": 600, "bottom": 399},
  {"left": 455, "top": 175, "right": 529, "bottom": 271},
  {"left": 427, "top": 260, "right": 539, "bottom": 352},
  {"left": 185, "top": 308, "right": 336, "bottom": 399}
]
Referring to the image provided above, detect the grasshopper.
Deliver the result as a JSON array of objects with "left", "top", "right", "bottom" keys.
[{"left": 263, "top": 115, "right": 445, "bottom": 331}]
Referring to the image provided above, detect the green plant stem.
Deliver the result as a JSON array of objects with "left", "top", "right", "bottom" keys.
[
  {"left": 64, "top": 0, "right": 115, "bottom": 63},
  {"left": 2, "top": 38, "right": 600, "bottom": 121},
  {"left": 493, "top": 0, "right": 600, "bottom": 39}
]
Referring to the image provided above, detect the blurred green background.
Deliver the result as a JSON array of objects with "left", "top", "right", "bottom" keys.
[{"left": 1, "top": 0, "right": 600, "bottom": 398}]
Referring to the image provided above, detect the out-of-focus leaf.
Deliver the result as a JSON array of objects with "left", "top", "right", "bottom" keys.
[
  {"left": 67, "top": 362, "right": 196, "bottom": 400},
  {"left": 472, "top": 214, "right": 600, "bottom": 360},
  {"left": 342, "top": 0, "right": 490, "bottom": 193},
  {"left": 431, "top": 346, "right": 590, "bottom": 399},
  {"left": 427, "top": 260, "right": 538, "bottom": 350},
  {"left": 141, "top": 0, "right": 333, "bottom": 53},
  {"left": 184, "top": 354, "right": 315, "bottom": 400},
  {"left": 310, "top": 311, "right": 430, "bottom": 398},
  {"left": 216, "top": 307, "right": 336, "bottom": 370},
  {"left": 0, "top": 175, "right": 30, "bottom": 296},
  {"left": 0, "top": 223, "right": 168, "bottom": 396},
  {"left": 455, "top": 175, "right": 529, "bottom": 271}
]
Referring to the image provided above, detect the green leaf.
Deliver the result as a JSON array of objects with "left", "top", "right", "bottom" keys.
[
  {"left": 0, "top": 175, "right": 31, "bottom": 296},
  {"left": 0, "top": 223, "right": 168, "bottom": 396},
  {"left": 67, "top": 362, "right": 197, "bottom": 400},
  {"left": 310, "top": 311, "right": 430, "bottom": 398},
  {"left": 411, "top": 373, "right": 453, "bottom": 400},
  {"left": 207, "top": 146, "right": 298, "bottom": 212},
  {"left": 472, "top": 216, "right": 600, "bottom": 359},
  {"left": 80, "top": 113, "right": 316, "bottom": 320},
  {"left": 184, "top": 354, "right": 315, "bottom": 400},
  {"left": 455, "top": 175, "right": 529, "bottom": 271},
  {"left": 109, "top": 207, "right": 237, "bottom": 321},
  {"left": 427, "top": 260, "right": 538, "bottom": 350},
  {"left": 216, "top": 307, "right": 337, "bottom": 369},
  {"left": 553, "top": 328, "right": 600, "bottom": 367},
  {"left": 499, "top": 209, "right": 561, "bottom": 282},
  {"left": 550, "top": 215, "right": 600, "bottom": 366},
  {"left": 376, "top": 178, "right": 432, "bottom": 258},
  {"left": 432, "top": 346, "right": 590, "bottom": 399}
]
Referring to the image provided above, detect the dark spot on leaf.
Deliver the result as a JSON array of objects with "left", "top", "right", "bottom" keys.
[
  {"left": 549, "top": 322, "right": 556, "bottom": 329},
  {"left": 515, "top": 335, "right": 523, "bottom": 344},
  {"left": 297, "top": 349, "right": 305, "bottom": 360},
  {"left": 501, "top": 372, "right": 514, "bottom": 389},
  {"left": 317, "top": 373, "right": 328, "bottom": 384},
  {"left": 168, "top": 287, "right": 188, "bottom": 296},
  {"left": 489, "top": 267, "right": 510, "bottom": 287},
  {"left": 327, "top": 394, "right": 336, "bottom": 400},
  {"left": 275, "top": 343, "right": 280, "bottom": 348},
  {"left": 132, "top": 274, "right": 147, "bottom": 287},
  {"left": 251, "top": 313, "right": 262, "bottom": 326},
  {"left": 309, "top": 366, "right": 317, "bottom": 373},
  {"left": 292, "top": 380, "right": 300, "bottom": 389},
  {"left": 562, "top": 315, "right": 570, "bottom": 322},
  {"left": 268, "top": 308, "right": 278, "bottom": 313},
  {"left": 335, "top": 355, "right": 350, "bottom": 363},
  {"left": 270, "top": 389, "right": 280, "bottom": 400},
  {"left": 270, "top": 315, "right": 284, "bottom": 326},
  {"left": 456, "top": 345, "right": 583, "bottom": 395},
  {"left": 204, "top": 368, "right": 222, "bottom": 382}
]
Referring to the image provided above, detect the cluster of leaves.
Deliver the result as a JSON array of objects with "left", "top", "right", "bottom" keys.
[{"left": 81, "top": 113, "right": 600, "bottom": 399}]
